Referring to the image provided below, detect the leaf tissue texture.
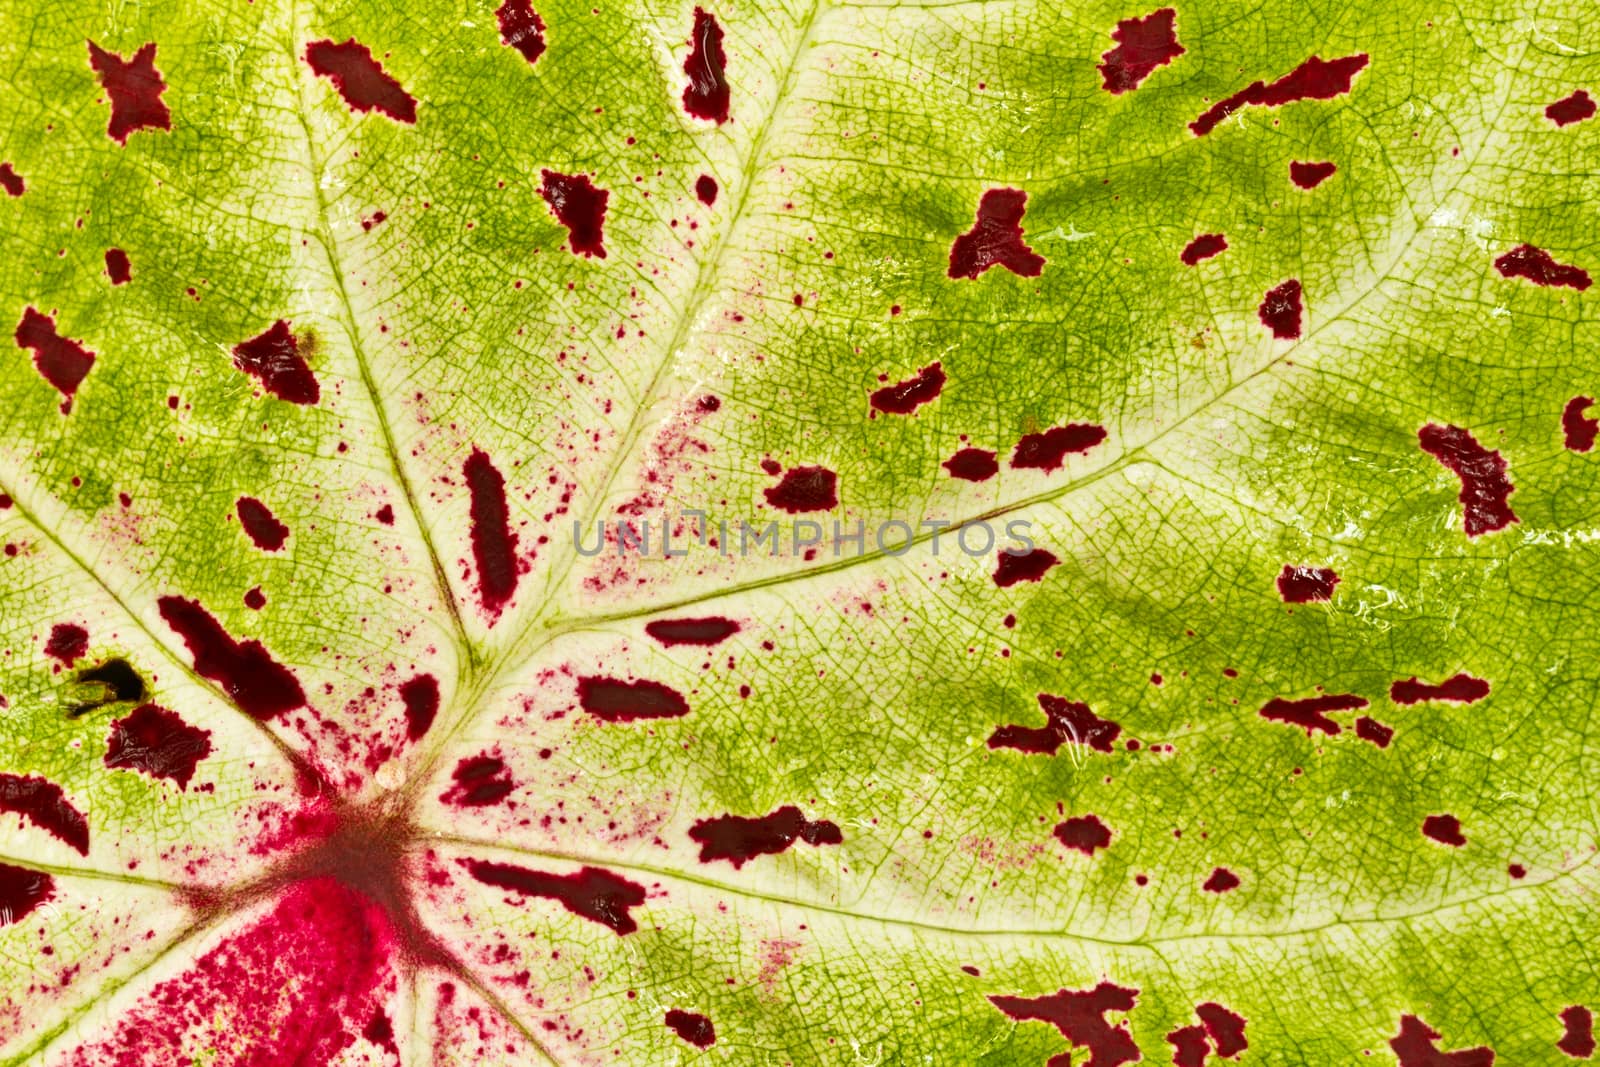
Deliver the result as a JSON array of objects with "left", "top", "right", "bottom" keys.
[{"left": 0, "top": 0, "right": 1595, "bottom": 1064}]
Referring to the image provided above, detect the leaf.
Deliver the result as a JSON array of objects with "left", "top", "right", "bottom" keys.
[{"left": 0, "top": 0, "right": 1596, "bottom": 1063}]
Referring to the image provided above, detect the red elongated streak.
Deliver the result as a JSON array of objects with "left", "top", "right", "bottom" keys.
[
  {"left": 1180, "top": 233, "right": 1227, "bottom": 265},
  {"left": 1190, "top": 54, "right": 1369, "bottom": 136},
  {"left": 682, "top": 8, "right": 730, "bottom": 123},
  {"left": 689, "top": 806, "right": 842, "bottom": 868},
  {"left": 15, "top": 307, "right": 95, "bottom": 410},
  {"left": 157, "top": 596, "right": 306, "bottom": 720},
  {"left": 1417, "top": 423, "right": 1517, "bottom": 536},
  {"left": 0, "top": 774, "right": 89, "bottom": 854},
  {"left": 88, "top": 42, "right": 171, "bottom": 144},
  {"left": 465, "top": 859, "right": 646, "bottom": 935},
  {"left": 989, "top": 694, "right": 1121, "bottom": 755},
  {"left": 1494, "top": 244, "right": 1591, "bottom": 290},
  {"left": 304, "top": 39, "right": 417, "bottom": 123},
  {"left": 645, "top": 616, "right": 740, "bottom": 647},
  {"left": 1259, "top": 693, "right": 1367, "bottom": 736},
  {"left": 869, "top": 362, "right": 945, "bottom": 415},
  {"left": 577, "top": 676, "right": 690, "bottom": 722},
  {"left": 1011, "top": 424, "right": 1107, "bottom": 471},
  {"left": 1389, "top": 673, "right": 1489, "bottom": 705},
  {"left": 464, "top": 448, "right": 519, "bottom": 618}
]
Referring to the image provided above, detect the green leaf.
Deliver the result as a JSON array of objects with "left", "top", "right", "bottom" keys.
[{"left": 1, "top": 0, "right": 1597, "bottom": 1063}]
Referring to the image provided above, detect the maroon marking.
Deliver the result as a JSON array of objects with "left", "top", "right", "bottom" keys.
[
  {"left": 1564, "top": 396, "right": 1598, "bottom": 452},
  {"left": 682, "top": 7, "right": 730, "bottom": 123},
  {"left": 1547, "top": 90, "right": 1596, "bottom": 128},
  {"left": 105, "top": 248, "right": 131, "bottom": 285},
  {"left": 1559, "top": 1006, "right": 1595, "bottom": 1059},
  {"left": 1289, "top": 160, "right": 1337, "bottom": 188},
  {"left": 645, "top": 616, "right": 740, "bottom": 647},
  {"left": 0, "top": 774, "right": 88, "bottom": 855},
  {"left": 1422, "top": 813, "right": 1465, "bottom": 847},
  {"left": 1259, "top": 693, "right": 1368, "bottom": 736},
  {"left": 1276, "top": 564, "right": 1339, "bottom": 602},
  {"left": 243, "top": 587, "right": 266, "bottom": 610},
  {"left": 1098, "top": 8, "right": 1184, "bottom": 94},
  {"left": 763, "top": 465, "right": 838, "bottom": 512},
  {"left": 578, "top": 676, "right": 690, "bottom": 722},
  {"left": 363, "top": 1011, "right": 398, "bottom": 1058},
  {"left": 1011, "top": 424, "right": 1108, "bottom": 471},
  {"left": 400, "top": 673, "right": 440, "bottom": 741},
  {"left": 236, "top": 496, "right": 289, "bottom": 551},
  {"left": 441, "top": 754, "right": 515, "bottom": 807},
  {"left": 0, "top": 862, "right": 53, "bottom": 926},
  {"left": 1190, "top": 54, "right": 1369, "bottom": 136},
  {"left": 103, "top": 703, "right": 212, "bottom": 790},
  {"left": 15, "top": 307, "right": 95, "bottom": 410},
  {"left": 45, "top": 623, "right": 89, "bottom": 666},
  {"left": 157, "top": 596, "right": 306, "bottom": 720},
  {"left": 495, "top": 0, "right": 547, "bottom": 65},
  {"left": 375, "top": 504, "right": 395, "bottom": 525},
  {"left": 948, "top": 188, "right": 1045, "bottom": 279},
  {"left": 696, "top": 174, "right": 718, "bottom": 205},
  {"left": 1355, "top": 716, "right": 1394, "bottom": 748},
  {"left": 465, "top": 448, "right": 519, "bottom": 617},
  {"left": 1053, "top": 814, "right": 1112, "bottom": 856},
  {"left": 1390, "top": 1014, "right": 1494, "bottom": 1066},
  {"left": 870, "top": 362, "right": 945, "bottom": 415},
  {"left": 944, "top": 447, "right": 998, "bottom": 481},
  {"left": 1203, "top": 867, "right": 1240, "bottom": 893},
  {"left": 87, "top": 42, "right": 171, "bottom": 144},
  {"left": 304, "top": 39, "right": 417, "bottom": 123},
  {"left": 994, "top": 548, "right": 1058, "bottom": 587},
  {"left": 989, "top": 694, "right": 1121, "bottom": 755},
  {"left": 1198, "top": 1003, "right": 1248, "bottom": 1058},
  {"left": 540, "top": 169, "right": 609, "bottom": 258},
  {"left": 1169, "top": 1025, "right": 1210, "bottom": 1067},
  {"left": 1181, "top": 233, "right": 1227, "bottom": 265},
  {"left": 361, "top": 210, "right": 387, "bottom": 231},
  {"left": 0, "top": 163, "right": 22, "bottom": 197},
  {"left": 987, "top": 982, "right": 1141, "bottom": 1067},
  {"left": 1390, "top": 673, "right": 1489, "bottom": 705},
  {"left": 689, "top": 806, "right": 842, "bottom": 868},
  {"left": 1417, "top": 424, "right": 1517, "bottom": 536},
  {"left": 465, "top": 859, "right": 646, "bottom": 935},
  {"left": 1494, "top": 244, "right": 1591, "bottom": 290},
  {"left": 665, "top": 1009, "right": 716, "bottom": 1048},
  {"left": 1258, "top": 278, "right": 1303, "bottom": 339},
  {"left": 231, "top": 320, "right": 320, "bottom": 405}
]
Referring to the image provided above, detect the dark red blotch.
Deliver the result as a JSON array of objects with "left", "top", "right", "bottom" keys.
[
  {"left": 88, "top": 42, "right": 171, "bottom": 144},
  {"left": 105, "top": 248, "right": 132, "bottom": 285},
  {"left": 465, "top": 859, "right": 646, "bottom": 935},
  {"left": 1563, "top": 396, "right": 1598, "bottom": 452},
  {"left": 1276, "top": 564, "right": 1339, "bottom": 602},
  {"left": 304, "top": 39, "right": 417, "bottom": 123},
  {"left": 1190, "top": 53, "right": 1369, "bottom": 136},
  {"left": 870, "top": 362, "right": 945, "bottom": 415},
  {"left": 15, "top": 307, "right": 95, "bottom": 410},
  {"left": 689, "top": 805, "right": 842, "bottom": 868},
  {"left": 464, "top": 447, "right": 519, "bottom": 619},
  {"left": 496, "top": 0, "right": 547, "bottom": 65},
  {"left": 1054, "top": 814, "right": 1112, "bottom": 856},
  {"left": 1099, "top": 8, "right": 1185, "bottom": 94},
  {"left": 665, "top": 1009, "right": 716, "bottom": 1048},
  {"left": 0, "top": 773, "right": 89, "bottom": 855},
  {"left": 993, "top": 548, "right": 1058, "bottom": 587},
  {"left": 400, "top": 673, "right": 440, "bottom": 741},
  {"left": 1197, "top": 1003, "right": 1248, "bottom": 1058},
  {"left": 0, "top": 163, "right": 23, "bottom": 197},
  {"left": 577, "top": 676, "right": 690, "bottom": 722},
  {"left": 1258, "top": 279, "right": 1304, "bottom": 339},
  {"left": 540, "top": 170, "right": 609, "bottom": 258},
  {"left": 1547, "top": 90, "right": 1596, "bottom": 127},
  {"left": 1389, "top": 1014, "right": 1493, "bottom": 1066},
  {"left": 949, "top": 188, "right": 1045, "bottom": 279},
  {"left": 987, "top": 982, "right": 1141, "bottom": 1067},
  {"left": 645, "top": 616, "right": 740, "bottom": 647},
  {"left": 763, "top": 464, "right": 838, "bottom": 512},
  {"left": 441, "top": 754, "right": 515, "bottom": 807},
  {"left": 104, "top": 704, "right": 212, "bottom": 790},
  {"left": 157, "top": 595, "right": 306, "bottom": 720},
  {"left": 1418, "top": 423, "right": 1517, "bottom": 536},
  {"left": 1559, "top": 1005, "right": 1595, "bottom": 1059},
  {"left": 1289, "top": 160, "right": 1337, "bottom": 189},
  {"left": 1181, "top": 233, "right": 1227, "bottom": 265},
  {"left": 1494, "top": 244, "right": 1591, "bottom": 290},
  {"left": 695, "top": 174, "right": 718, "bottom": 205},
  {"left": 682, "top": 7, "right": 730, "bottom": 123},
  {"left": 1355, "top": 716, "right": 1394, "bottom": 748},
  {"left": 1390, "top": 673, "right": 1489, "bottom": 705},
  {"left": 989, "top": 694, "right": 1121, "bottom": 755},
  {"left": 232, "top": 320, "right": 320, "bottom": 405},
  {"left": 1259, "top": 693, "right": 1368, "bottom": 736},
  {"left": 45, "top": 623, "right": 89, "bottom": 666},
  {"left": 236, "top": 496, "right": 289, "bottom": 551},
  {"left": 944, "top": 447, "right": 998, "bottom": 481},
  {"left": 1011, "top": 424, "right": 1107, "bottom": 471},
  {"left": 1421, "top": 813, "right": 1466, "bottom": 847},
  {"left": 0, "top": 862, "right": 53, "bottom": 926}
]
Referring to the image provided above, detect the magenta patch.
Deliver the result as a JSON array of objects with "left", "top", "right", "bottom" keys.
[
  {"left": 949, "top": 188, "right": 1045, "bottom": 279},
  {"left": 1559, "top": 1005, "right": 1595, "bottom": 1059},
  {"left": 695, "top": 174, "right": 718, "bottom": 205},
  {"left": 988, "top": 982, "right": 1141, "bottom": 1067},
  {"left": 1421, "top": 813, "right": 1465, "bottom": 847},
  {"left": 105, "top": 247, "right": 132, "bottom": 284},
  {"left": 236, "top": 496, "right": 289, "bottom": 551},
  {"left": 682, "top": 7, "right": 731, "bottom": 123},
  {"left": 1494, "top": 244, "right": 1591, "bottom": 290},
  {"left": 158, "top": 595, "right": 306, "bottom": 720},
  {"left": 0, "top": 163, "right": 23, "bottom": 197},
  {"left": 1355, "top": 716, "right": 1394, "bottom": 748},
  {"left": 1098, "top": 8, "right": 1185, "bottom": 94},
  {"left": 400, "top": 673, "right": 440, "bottom": 741},
  {"left": 666, "top": 1009, "right": 716, "bottom": 1047},
  {"left": 496, "top": 0, "right": 547, "bottom": 65},
  {"left": 1390, "top": 673, "right": 1489, "bottom": 705},
  {"left": 304, "top": 39, "right": 417, "bottom": 123},
  {"left": 1181, "top": 233, "right": 1228, "bottom": 265},
  {"left": 1417, "top": 423, "right": 1517, "bottom": 536},
  {"left": 45, "top": 623, "right": 89, "bottom": 666},
  {"left": 645, "top": 616, "right": 740, "bottom": 647},
  {"left": 689, "top": 806, "right": 842, "bottom": 868},
  {"left": 104, "top": 703, "right": 212, "bottom": 790},
  {"left": 441, "top": 754, "right": 515, "bottom": 807},
  {"left": 464, "top": 448, "right": 519, "bottom": 618},
  {"left": 232, "top": 320, "right": 320, "bottom": 405},
  {"left": 0, "top": 862, "right": 53, "bottom": 926},
  {"left": 87, "top": 41, "right": 171, "bottom": 144},
  {"left": 1202, "top": 866, "right": 1240, "bottom": 893},
  {"left": 1190, "top": 53, "right": 1369, "bottom": 136}
]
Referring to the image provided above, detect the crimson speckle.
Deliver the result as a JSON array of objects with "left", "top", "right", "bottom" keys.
[
  {"left": 45, "top": 623, "right": 89, "bottom": 666},
  {"left": 540, "top": 170, "right": 609, "bottom": 258},
  {"left": 1011, "top": 424, "right": 1107, "bottom": 471},
  {"left": 304, "top": 39, "right": 417, "bottom": 123},
  {"left": 1190, "top": 54, "right": 1369, "bottom": 136},
  {"left": 465, "top": 859, "right": 646, "bottom": 935},
  {"left": 105, "top": 248, "right": 131, "bottom": 284},
  {"left": 1289, "top": 160, "right": 1337, "bottom": 188},
  {"left": 987, "top": 982, "right": 1141, "bottom": 1067},
  {"left": 1418, "top": 423, "right": 1517, "bottom": 536},
  {"left": 14, "top": 307, "right": 95, "bottom": 410},
  {"left": 104, "top": 704, "right": 212, "bottom": 790},
  {"left": 1202, "top": 866, "right": 1240, "bottom": 893},
  {"left": 869, "top": 362, "right": 945, "bottom": 415},
  {"left": 400, "top": 674, "right": 440, "bottom": 741},
  {"left": 232, "top": 320, "right": 320, "bottom": 405},
  {"left": 243, "top": 587, "right": 266, "bottom": 610},
  {"left": 236, "top": 497, "right": 289, "bottom": 551},
  {"left": 666, "top": 1009, "right": 717, "bottom": 1048},
  {"left": 993, "top": 548, "right": 1058, "bottom": 588},
  {"left": 157, "top": 596, "right": 306, "bottom": 720},
  {"left": 1390, "top": 1015, "right": 1493, "bottom": 1066},
  {"left": 944, "top": 447, "right": 998, "bottom": 481},
  {"left": 689, "top": 806, "right": 842, "bottom": 868},
  {"left": 578, "top": 676, "right": 690, "bottom": 722},
  {"left": 949, "top": 188, "right": 1045, "bottom": 279},
  {"left": 989, "top": 694, "right": 1121, "bottom": 755},
  {"left": 763, "top": 465, "right": 838, "bottom": 512},
  {"left": 1053, "top": 814, "right": 1112, "bottom": 856},
  {"left": 1258, "top": 279, "right": 1303, "bottom": 339},
  {"left": 495, "top": 0, "right": 547, "bottom": 65},
  {"left": 1547, "top": 90, "right": 1596, "bottom": 127},
  {"left": 1098, "top": 8, "right": 1184, "bottom": 94},
  {"left": 1390, "top": 673, "right": 1490, "bottom": 705},
  {"left": 87, "top": 42, "right": 171, "bottom": 144},
  {"left": 682, "top": 8, "right": 730, "bottom": 123},
  {"left": 0, "top": 863, "right": 53, "bottom": 926},
  {"left": 0, "top": 774, "right": 89, "bottom": 854},
  {"left": 1494, "top": 244, "right": 1591, "bottom": 290},
  {"left": 1276, "top": 564, "right": 1339, "bottom": 602},
  {"left": 1563, "top": 396, "right": 1598, "bottom": 452},
  {"left": 1180, "top": 233, "right": 1227, "bottom": 265},
  {"left": 1559, "top": 1005, "right": 1595, "bottom": 1059},
  {"left": 1421, "top": 813, "right": 1465, "bottom": 847}
]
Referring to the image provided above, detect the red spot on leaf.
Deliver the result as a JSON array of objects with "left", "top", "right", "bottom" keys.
[
  {"left": 1203, "top": 866, "right": 1240, "bottom": 893},
  {"left": 105, "top": 247, "right": 131, "bottom": 284},
  {"left": 1563, "top": 396, "right": 1598, "bottom": 452},
  {"left": 441, "top": 754, "right": 515, "bottom": 807},
  {"left": 1289, "top": 160, "right": 1337, "bottom": 188},
  {"left": 994, "top": 548, "right": 1058, "bottom": 587},
  {"left": 1099, "top": 8, "right": 1185, "bottom": 94},
  {"left": 464, "top": 447, "right": 519, "bottom": 618},
  {"left": 1259, "top": 693, "right": 1368, "bottom": 736},
  {"left": 104, "top": 703, "right": 212, "bottom": 790},
  {"left": 987, "top": 982, "right": 1141, "bottom": 1067},
  {"left": 578, "top": 676, "right": 690, "bottom": 722},
  {"left": 465, "top": 859, "right": 646, "bottom": 935},
  {"left": 1181, "top": 233, "right": 1228, "bottom": 265},
  {"left": 1198, "top": 1003, "right": 1249, "bottom": 1058},
  {"left": 243, "top": 587, "right": 266, "bottom": 610},
  {"left": 1560, "top": 1006, "right": 1595, "bottom": 1059},
  {"left": 236, "top": 496, "right": 289, "bottom": 551},
  {"left": 87, "top": 42, "right": 171, "bottom": 144},
  {"left": 0, "top": 862, "right": 53, "bottom": 926},
  {"left": 1011, "top": 424, "right": 1108, "bottom": 471},
  {"left": 695, "top": 174, "right": 718, "bottom": 205},
  {"left": 157, "top": 595, "right": 306, "bottom": 720},
  {"left": 949, "top": 188, "right": 1045, "bottom": 279},
  {"left": 763, "top": 465, "right": 838, "bottom": 512},
  {"left": 1276, "top": 564, "right": 1339, "bottom": 602},
  {"left": 1421, "top": 813, "right": 1466, "bottom": 847},
  {"left": 1258, "top": 278, "right": 1303, "bottom": 339},
  {"left": 682, "top": 8, "right": 730, "bottom": 123},
  {"left": 232, "top": 320, "right": 320, "bottom": 405},
  {"left": 1417, "top": 424, "right": 1518, "bottom": 536},
  {"left": 496, "top": 0, "right": 547, "bottom": 65},
  {"left": 363, "top": 1010, "right": 398, "bottom": 1058},
  {"left": 400, "top": 674, "right": 440, "bottom": 741},
  {"left": 45, "top": 623, "right": 88, "bottom": 666},
  {"left": 304, "top": 39, "right": 416, "bottom": 123},
  {"left": 1494, "top": 244, "right": 1591, "bottom": 290},
  {"left": 1389, "top": 673, "right": 1489, "bottom": 705},
  {"left": 944, "top": 447, "right": 999, "bottom": 481},
  {"left": 0, "top": 774, "right": 88, "bottom": 855},
  {"left": 1190, "top": 54, "right": 1369, "bottom": 136},
  {"left": 1170, "top": 1025, "right": 1211, "bottom": 1067},
  {"left": 689, "top": 806, "right": 842, "bottom": 868},
  {"left": 1053, "top": 814, "right": 1112, "bottom": 856},
  {"left": 1547, "top": 90, "right": 1596, "bottom": 127},
  {"left": 989, "top": 694, "right": 1122, "bottom": 755},
  {"left": 1355, "top": 716, "right": 1394, "bottom": 747},
  {"left": 14, "top": 307, "right": 95, "bottom": 411},
  {"left": 0, "top": 163, "right": 23, "bottom": 197},
  {"left": 645, "top": 616, "right": 740, "bottom": 646},
  {"left": 666, "top": 1009, "right": 716, "bottom": 1047},
  {"left": 870, "top": 361, "right": 946, "bottom": 415},
  {"left": 1390, "top": 1014, "right": 1494, "bottom": 1066},
  {"left": 540, "top": 169, "right": 609, "bottom": 258},
  {"left": 375, "top": 503, "right": 395, "bottom": 525}
]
